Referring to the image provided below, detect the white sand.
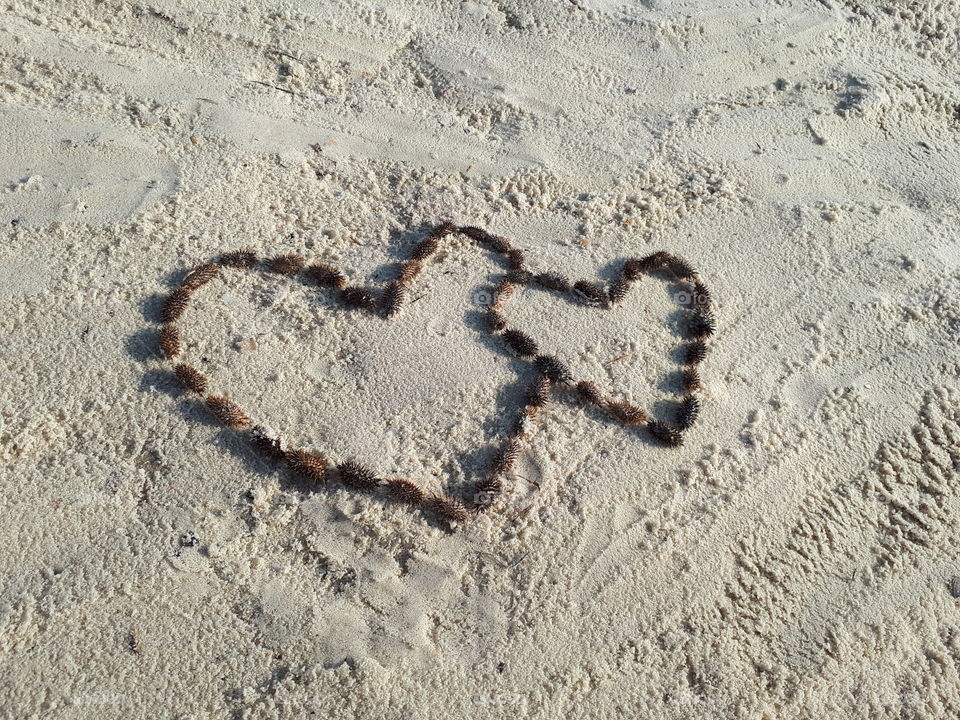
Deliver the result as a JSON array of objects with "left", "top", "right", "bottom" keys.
[{"left": 2, "top": 1, "right": 960, "bottom": 718}]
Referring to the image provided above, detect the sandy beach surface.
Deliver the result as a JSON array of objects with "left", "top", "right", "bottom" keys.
[{"left": 2, "top": 1, "right": 959, "bottom": 718}]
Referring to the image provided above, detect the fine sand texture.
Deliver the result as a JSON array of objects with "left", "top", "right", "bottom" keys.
[{"left": 2, "top": 1, "right": 960, "bottom": 718}]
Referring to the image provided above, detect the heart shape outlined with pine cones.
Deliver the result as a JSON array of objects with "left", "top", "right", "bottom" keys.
[{"left": 153, "top": 222, "right": 715, "bottom": 528}]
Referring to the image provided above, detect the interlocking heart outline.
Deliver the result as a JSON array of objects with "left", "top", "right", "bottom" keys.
[{"left": 153, "top": 222, "right": 715, "bottom": 528}]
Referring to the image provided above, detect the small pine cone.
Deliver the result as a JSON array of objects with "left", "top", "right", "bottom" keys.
[
  {"left": 668, "top": 256, "right": 698, "bottom": 280},
  {"left": 491, "top": 437, "right": 521, "bottom": 475},
  {"left": 383, "top": 281, "right": 405, "bottom": 318},
  {"left": 206, "top": 395, "right": 250, "bottom": 429},
  {"left": 622, "top": 259, "right": 645, "bottom": 281},
  {"left": 398, "top": 259, "right": 422, "bottom": 286},
  {"left": 411, "top": 236, "right": 439, "bottom": 260},
  {"left": 534, "top": 272, "right": 572, "bottom": 292},
  {"left": 681, "top": 368, "right": 702, "bottom": 393},
  {"left": 635, "top": 251, "right": 672, "bottom": 272},
  {"left": 459, "top": 225, "right": 493, "bottom": 244},
  {"left": 688, "top": 308, "right": 716, "bottom": 339},
  {"left": 608, "top": 277, "right": 630, "bottom": 304},
  {"left": 304, "top": 263, "right": 346, "bottom": 289},
  {"left": 683, "top": 341, "right": 708, "bottom": 365},
  {"left": 475, "top": 475, "right": 503, "bottom": 496},
  {"left": 647, "top": 420, "right": 684, "bottom": 447},
  {"left": 173, "top": 363, "right": 207, "bottom": 394},
  {"left": 486, "top": 308, "right": 507, "bottom": 333},
  {"left": 249, "top": 426, "right": 285, "bottom": 461},
  {"left": 266, "top": 254, "right": 305, "bottom": 275},
  {"left": 182, "top": 262, "right": 220, "bottom": 290},
  {"left": 158, "top": 324, "right": 180, "bottom": 359},
  {"left": 337, "top": 459, "right": 380, "bottom": 490},
  {"left": 576, "top": 380, "right": 603, "bottom": 405},
  {"left": 430, "top": 220, "right": 457, "bottom": 239},
  {"left": 573, "top": 280, "right": 607, "bottom": 306},
  {"left": 161, "top": 288, "right": 192, "bottom": 323},
  {"left": 428, "top": 495, "right": 469, "bottom": 523},
  {"left": 502, "top": 328, "right": 538, "bottom": 357},
  {"left": 386, "top": 478, "right": 425, "bottom": 505},
  {"left": 286, "top": 449, "right": 328, "bottom": 484},
  {"left": 505, "top": 249, "right": 526, "bottom": 271},
  {"left": 676, "top": 395, "right": 701, "bottom": 430},
  {"left": 607, "top": 401, "right": 648, "bottom": 426},
  {"left": 340, "top": 286, "right": 378, "bottom": 310},
  {"left": 692, "top": 280, "right": 711, "bottom": 308},
  {"left": 473, "top": 475, "right": 501, "bottom": 510},
  {"left": 488, "top": 235, "right": 512, "bottom": 254},
  {"left": 526, "top": 376, "right": 551, "bottom": 409},
  {"left": 219, "top": 249, "right": 257, "bottom": 269},
  {"left": 534, "top": 354, "right": 572, "bottom": 384},
  {"left": 494, "top": 279, "right": 516, "bottom": 306}
]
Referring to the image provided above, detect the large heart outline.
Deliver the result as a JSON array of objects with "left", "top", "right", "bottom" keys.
[{"left": 154, "top": 222, "right": 715, "bottom": 528}]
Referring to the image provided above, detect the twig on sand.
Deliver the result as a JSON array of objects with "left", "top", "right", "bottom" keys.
[{"left": 248, "top": 80, "right": 298, "bottom": 97}]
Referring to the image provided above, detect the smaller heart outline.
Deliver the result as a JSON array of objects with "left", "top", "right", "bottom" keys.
[{"left": 153, "top": 222, "right": 716, "bottom": 528}]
